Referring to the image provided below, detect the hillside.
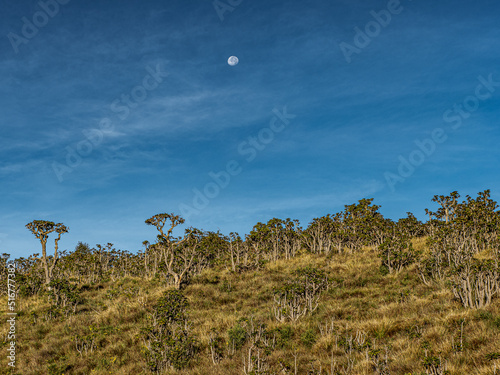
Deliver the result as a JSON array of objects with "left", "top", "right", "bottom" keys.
[{"left": 1, "top": 240, "right": 500, "bottom": 375}]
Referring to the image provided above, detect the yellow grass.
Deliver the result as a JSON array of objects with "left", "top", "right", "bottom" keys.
[{"left": 1, "top": 246, "right": 499, "bottom": 374}]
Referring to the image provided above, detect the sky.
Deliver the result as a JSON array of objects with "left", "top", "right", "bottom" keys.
[{"left": 1, "top": 0, "right": 500, "bottom": 258}]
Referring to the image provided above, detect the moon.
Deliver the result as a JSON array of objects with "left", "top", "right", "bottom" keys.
[{"left": 228, "top": 56, "right": 239, "bottom": 66}]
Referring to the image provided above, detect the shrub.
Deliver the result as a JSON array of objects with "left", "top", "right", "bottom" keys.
[
  {"left": 274, "top": 325, "right": 293, "bottom": 349},
  {"left": 48, "top": 278, "right": 83, "bottom": 315},
  {"left": 378, "top": 232, "right": 417, "bottom": 274},
  {"left": 422, "top": 354, "right": 449, "bottom": 375},
  {"left": 300, "top": 328, "right": 317, "bottom": 348},
  {"left": 228, "top": 321, "right": 248, "bottom": 351},
  {"left": 493, "top": 317, "right": 500, "bottom": 330},
  {"left": 154, "top": 289, "right": 188, "bottom": 326},
  {"left": 141, "top": 289, "right": 198, "bottom": 372},
  {"left": 273, "top": 266, "right": 328, "bottom": 322},
  {"left": 208, "top": 328, "right": 225, "bottom": 365},
  {"left": 17, "top": 272, "right": 44, "bottom": 297},
  {"left": 449, "top": 259, "right": 500, "bottom": 308}
]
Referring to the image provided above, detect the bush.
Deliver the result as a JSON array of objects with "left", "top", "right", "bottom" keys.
[
  {"left": 274, "top": 325, "right": 293, "bottom": 349},
  {"left": 154, "top": 289, "right": 188, "bottom": 326},
  {"left": 227, "top": 321, "right": 248, "bottom": 351},
  {"left": 378, "top": 233, "right": 417, "bottom": 274},
  {"left": 273, "top": 266, "right": 329, "bottom": 322},
  {"left": 449, "top": 259, "right": 500, "bottom": 308},
  {"left": 208, "top": 328, "right": 225, "bottom": 364},
  {"left": 141, "top": 289, "right": 198, "bottom": 372},
  {"left": 48, "top": 278, "right": 83, "bottom": 315},
  {"left": 17, "top": 272, "right": 44, "bottom": 297},
  {"left": 301, "top": 328, "right": 317, "bottom": 348},
  {"left": 493, "top": 317, "right": 500, "bottom": 330}
]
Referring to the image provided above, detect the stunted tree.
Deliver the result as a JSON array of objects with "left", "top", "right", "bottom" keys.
[
  {"left": 419, "top": 190, "right": 500, "bottom": 308},
  {"left": 450, "top": 259, "right": 500, "bottom": 309},
  {"left": 273, "top": 266, "right": 328, "bottom": 323},
  {"left": 145, "top": 213, "right": 202, "bottom": 289},
  {"left": 248, "top": 218, "right": 302, "bottom": 263},
  {"left": 0, "top": 253, "right": 11, "bottom": 296},
  {"left": 397, "top": 212, "right": 426, "bottom": 238},
  {"left": 193, "top": 231, "right": 228, "bottom": 274},
  {"left": 25, "top": 220, "right": 68, "bottom": 286},
  {"left": 227, "top": 233, "right": 262, "bottom": 272},
  {"left": 303, "top": 213, "right": 346, "bottom": 254},
  {"left": 378, "top": 224, "right": 417, "bottom": 275},
  {"left": 428, "top": 191, "right": 460, "bottom": 224},
  {"left": 248, "top": 222, "right": 272, "bottom": 261},
  {"left": 141, "top": 290, "right": 198, "bottom": 371},
  {"left": 228, "top": 232, "right": 244, "bottom": 272},
  {"left": 342, "top": 198, "right": 385, "bottom": 252}
]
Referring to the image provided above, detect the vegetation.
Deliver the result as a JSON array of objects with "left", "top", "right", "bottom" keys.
[{"left": 1, "top": 190, "right": 500, "bottom": 374}]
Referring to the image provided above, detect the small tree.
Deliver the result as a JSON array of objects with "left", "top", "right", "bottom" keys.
[
  {"left": 228, "top": 232, "right": 245, "bottom": 272},
  {"left": 342, "top": 198, "right": 385, "bottom": 252},
  {"left": 0, "top": 253, "right": 11, "bottom": 296},
  {"left": 398, "top": 212, "right": 426, "bottom": 238},
  {"left": 145, "top": 213, "right": 202, "bottom": 289},
  {"left": 273, "top": 266, "right": 328, "bottom": 323},
  {"left": 378, "top": 230, "right": 417, "bottom": 275},
  {"left": 48, "top": 278, "right": 82, "bottom": 315},
  {"left": 450, "top": 259, "right": 500, "bottom": 309},
  {"left": 141, "top": 290, "right": 198, "bottom": 372},
  {"left": 25, "top": 220, "right": 68, "bottom": 286},
  {"left": 303, "top": 215, "right": 336, "bottom": 255}
]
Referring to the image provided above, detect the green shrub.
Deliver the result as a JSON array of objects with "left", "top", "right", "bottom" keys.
[
  {"left": 300, "top": 328, "right": 317, "bottom": 348},
  {"left": 274, "top": 325, "right": 293, "bottom": 349},
  {"left": 208, "top": 328, "right": 225, "bottom": 364},
  {"left": 17, "top": 272, "right": 44, "bottom": 297},
  {"left": 155, "top": 289, "right": 188, "bottom": 326},
  {"left": 141, "top": 289, "right": 198, "bottom": 372},
  {"left": 227, "top": 322, "right": 247, "bottom": 351},
  {"left": 486, "top": 352, "right": 500, "bottom": 360},
  {"left": 378, "top": 233, "right": 417, "bottom": 274},
  {"left": 493, "top": 317, "right": 500, "bottom": 330},
  {"left": 48, "top": 278, "right": 83, "bottom": 314},
  {"left": 273, "top": 266, "right": 329, "bottom": 322}
]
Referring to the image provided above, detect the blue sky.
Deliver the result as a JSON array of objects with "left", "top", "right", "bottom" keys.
[{"left": 1, "top": 0, "right": 500, "bottom": 258}]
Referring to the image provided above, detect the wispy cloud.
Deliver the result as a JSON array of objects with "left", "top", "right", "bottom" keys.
[{"left": 1, "top": 0, "right": 500, "bottom": 257}]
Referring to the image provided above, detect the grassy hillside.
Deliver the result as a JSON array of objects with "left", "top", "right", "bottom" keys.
[{"left": 1, "top": 239, "right": 500, "bottom": 375}]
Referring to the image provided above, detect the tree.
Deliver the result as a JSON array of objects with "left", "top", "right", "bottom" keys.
[
  {"left": 248, "top": 218, "right": 302, "bottom": 262},
  {"left": 397, "top": 212, "right": 426, "bottom": 238},
  {"left": 25, "top": 220, "right": 68, "bottom": 286},
  {"left": 145, "top": 213, "right": 202, "bottom": 289},
  {"left": 378, "top": 225, "right": 417, "bottom": 275},
  {"left": 141, "top": 290, "right": 198, "bottom": 372},
  {"left": 228, "top": 232, "right": 244, "bottom": 272},
  {"left": 427, "top": 191, "right": 460, "bottom": 224},
  {"left": 0, "top": 253, "right": 11, "bottom": 296},
  {"left": 194, "top": 231, "right": 228, "bottom": 273},
  {"left": 248, "top": 222, "right": 272, "bottom": 261},
  {"left": 303, "top": 215, "right": 336, "bottom": 254},
  {"left": 273, "top": 266, "right": 328, "bottom": 323},
  {"left": 342, "top": 198, "right": 385, "bottom": 252},
  {"left": 419, "top": 190, "right": 500, "bottom": 308},
  {"left": 450, "top": 259, "right": 500, "bottom": 309}
]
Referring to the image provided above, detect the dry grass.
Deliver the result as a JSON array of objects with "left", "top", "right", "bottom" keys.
[{"left": 1, "top": 246, "right": 500, "bottom": 374}]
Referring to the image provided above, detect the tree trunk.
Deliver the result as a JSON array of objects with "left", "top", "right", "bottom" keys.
[{"left": 41, "top": 239, "right": 51, "bottom": 285}]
